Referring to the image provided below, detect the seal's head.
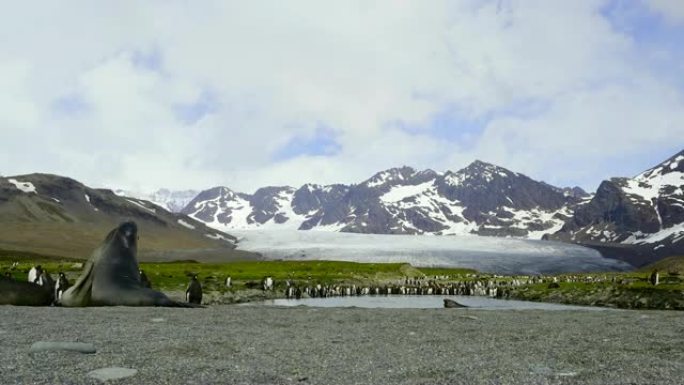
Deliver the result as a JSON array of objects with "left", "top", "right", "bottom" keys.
[{"left": 117, "top": 221, "right": 139, "bottom": 250}]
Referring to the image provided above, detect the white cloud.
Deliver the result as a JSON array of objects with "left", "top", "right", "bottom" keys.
[
  {"left": 469, "top": 78, "right": 684, "bottom": 186},
  {"left": 645, "top": 0, "right": 684, "bottom": 24},
  {"left": 0, "top": 0, "right": 682, "bottom": 192}
]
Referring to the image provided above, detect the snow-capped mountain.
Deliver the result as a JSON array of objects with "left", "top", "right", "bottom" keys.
[
  {"left": 114, "top": 188, "right": 199, "bottom": 213},
  {"left": 551, "top": 150, "right": 684, "bottom": 258},
  {"left": 182, "top": 161, "right": 587, "bottom": 239}
]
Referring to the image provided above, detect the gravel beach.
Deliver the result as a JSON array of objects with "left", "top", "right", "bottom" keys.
[{"left": 0, "top": 306, "right": 682, "bottom": 385}]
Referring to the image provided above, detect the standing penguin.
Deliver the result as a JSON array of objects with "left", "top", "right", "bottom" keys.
[
  {"left": 262, "top": 276, "right": 274, "bottom": 291},
  {"left": 186, "top": 275, "right": 202, "bottom": 305},
  {"left": 37, "top": 270, "right": 56, "bottom": 304},
  {"left": 225, "top": 276, "right": 232, "bottom": 288},
  {"left": 28, "top": 265, "right": 43, "bottom": 284},
  {"left": 139, "top": 270, "right": 152, "bottom": 288},
  {"left": 54, "top": 272, "right": 70, "bottom": 303},
  {"left": 38, "top": 270, "right": 55, "bottom": 289},
  {"left": 649, "top": 270, "right": 660, "bottom": 286}
]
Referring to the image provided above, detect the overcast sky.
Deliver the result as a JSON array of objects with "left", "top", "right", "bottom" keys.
[{"left": 1, "top": 0, "right": 683, "bottom": 194}]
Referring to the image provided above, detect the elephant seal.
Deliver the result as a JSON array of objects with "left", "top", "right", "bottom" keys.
[
  {"left": 60, "top": 221, "right": 198, "bottom": 307},
  {"left": 443, "top": 299, "right": 468, "bottom": 308},
  {"left": 0, "top": 277, "right": 52, "bottom": 306}
]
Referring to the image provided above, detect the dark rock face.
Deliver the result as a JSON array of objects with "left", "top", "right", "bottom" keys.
[
  {"left": 248, "top": 187, "right": 294, "bottom": 224},
  {"left": 550, "top": 150, "right": 684, "bottom": 260},
  {"left": 292, "top": 184, "right": 349, "bottom": 217},
  {"left": 182, "top": 161, "right": 580, "bottom": 238},
  {"left": 560, "top": 180, "right": 660, "bottom": 238},
  {"left": 183, "top": 187, "right": 235, "bottom": 224},
  {"left": 438, "top": 161, "right": 568, "bottom": 214}
]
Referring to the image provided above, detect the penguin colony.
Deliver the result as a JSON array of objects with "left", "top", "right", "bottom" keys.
[{"left": 2, "top": 267, "right": 665, "bottom": 306}]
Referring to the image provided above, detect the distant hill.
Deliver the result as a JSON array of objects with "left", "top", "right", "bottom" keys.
[
  {"left": 643, "top": 256, "right": 684, "bottom": 275},
  {"left": 0, "top": 174, "right": 257, "bottom": 262}
]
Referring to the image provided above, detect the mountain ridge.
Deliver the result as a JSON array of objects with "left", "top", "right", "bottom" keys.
[
  {"left": 548, "top": 150, "right": 684, "bottom": 264},
  {"left": 182, "top": 160, "right": 588, "bottom": 239},
  {"left": 178, "top": 151, "right": 684, "bottom": 265}
]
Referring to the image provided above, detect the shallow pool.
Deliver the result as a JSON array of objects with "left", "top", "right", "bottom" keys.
[{"left": 248, "top": 295, "right": 612, "bottom": 311}]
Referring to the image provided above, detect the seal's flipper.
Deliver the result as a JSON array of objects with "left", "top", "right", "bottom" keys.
[
  {"left": 148, "top": 292, "right": 204, "bottom": 308},
  {"left": 164, "top": 300, "right": 205, "bottom": 308},
  {"left": 60, "top": 261, "right": 94, "bottom": 307}
]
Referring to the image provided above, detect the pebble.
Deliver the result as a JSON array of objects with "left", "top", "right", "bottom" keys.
[
  {"left": 530, "top": 366, "right": 553, "bottom": 375},
  {"left": 29, "top": 341, "right": 96, "bottom": 354},
  {"left": 151, "top": 318, "right": 166, "bottom": 322},
  {"left": 87, "top": 367, "right": 138, "bottom": 382}
]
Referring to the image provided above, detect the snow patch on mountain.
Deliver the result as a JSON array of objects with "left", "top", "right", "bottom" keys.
[
  {"left": 8, "top": 179, "right": 37, "bottom": 193},
  {"left": 177, "top": 219, "right": 196, "bottom": 230},
  {"left": 623, "top": 223, "right": 684, "bottom": 245},
  {"left": 125, "top": 198, "right": 156, "bottom": 214}
]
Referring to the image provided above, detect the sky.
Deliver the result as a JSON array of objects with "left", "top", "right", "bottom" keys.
[{"left": 1, "top": 0, "right": 683, "bottom": 194}]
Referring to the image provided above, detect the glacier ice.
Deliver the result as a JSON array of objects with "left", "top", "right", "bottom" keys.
[{"left": 233, "top": 230, "right": 633, "bottom": 275}]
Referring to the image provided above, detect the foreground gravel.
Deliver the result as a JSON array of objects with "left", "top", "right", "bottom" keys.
[{"left": 0, "top": 306, "right": 682, "bottom": 385}]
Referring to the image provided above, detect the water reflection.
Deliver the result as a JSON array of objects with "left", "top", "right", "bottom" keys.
[{"left": 252, "top": 295, "right": 613, "bottom": 311}]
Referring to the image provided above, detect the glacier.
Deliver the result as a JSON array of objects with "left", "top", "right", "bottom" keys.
[{"left": 233, "top": 230, "right": 633, "bottom": 275}]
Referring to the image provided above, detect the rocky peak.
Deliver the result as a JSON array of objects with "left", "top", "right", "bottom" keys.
[
  {"left": 561, "top": 186, "right": 590, "bottom": 199},
  {"left": 461, "top": 160, "right": 517, "bottom": 180},
  {"left": 639, "top": 150, "right": 684, "bottom": 178},
  {"left": 437, "top": 161, "right": 568, "bottom": 215},
  {"left": 362, "top": 166, "right": 418, "bottom": 188},
  {"left": 192, "top": 186, "right": 237, "bottom": 204}
]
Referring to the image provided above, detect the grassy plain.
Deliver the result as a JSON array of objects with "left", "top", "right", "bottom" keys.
[{"left": 2, "top": 255, "right": 682, "bottom": 309}]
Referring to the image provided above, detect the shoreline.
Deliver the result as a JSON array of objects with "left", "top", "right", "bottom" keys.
[{"left": 166, "top": 283, "right": 684, "bottom": 311}]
